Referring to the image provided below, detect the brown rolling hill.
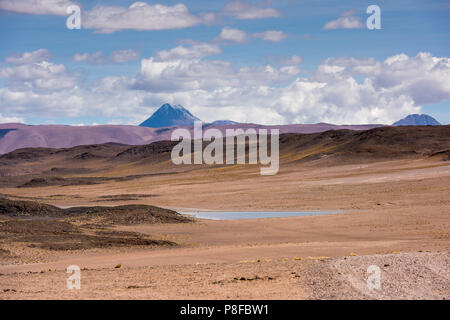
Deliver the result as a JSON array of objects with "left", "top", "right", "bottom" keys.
[
  {"left": 0, "top": 122, "right": 382, "bottom": 155},
  {"left": 0, "top": 125, "right": 448, "bottom": 190}
]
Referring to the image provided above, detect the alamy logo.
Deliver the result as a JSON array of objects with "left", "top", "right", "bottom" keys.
[
  {"left": 366, "top": 265, "right": 381, "bottom": 290},
  {"left": 66, "top": 5, "right": 81, "bottom": 30},
  {"left": 66, "top": 265, "right": 81, "bottom": 290},
  {"left": 366, "top": 5, "right": 381, "bottom": 30},
  {"left": 171, "top": 121, "right": 279, "bottom": 175}
]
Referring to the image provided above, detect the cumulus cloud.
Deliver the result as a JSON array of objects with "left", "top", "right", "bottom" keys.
[
  {"left": 222, "top": 0, "right": 281, "bottom": 20},
  {"left": 73, "top": 52, "right": 104, "bottom": 64},
  {"left": 0, "top": 49, "right": 449, "bottom": 126},
  {"left": 82, "top": 2, "right": 209, "bottom": 34},
  {"left": 131, "top": 43, "right": 301, "bottom": 93},
  {"left": 0, "top": 0, "right": 75, "bottom": 16},
  {"left": 0, "top": 113, "right": 24, "bottom": 123},
  {"left": 5, "top": 49, "right": 51, "bottom": 65},
  {"left": 130, "top": 57, "right": 299, "bottom": 94},
  {"left": 313, "top": 52, "right": 450, "bottom": 105},
  {"left": 156, "top": 43, "right": 222, "bottom": 61},
  {"left": 218, "top": 27, "right": 249, "bottom": 43},
  {"left": 0, "top": 1, "right": 281, "bottom": 35},
  {"left": 323, "top": 11, "right": 364, "bottom": 30},
  {"left": 278, "top": 55, "right": 303, "bottom": 65},
  {"left": 73, "top": 49, "right": 140, "bottom": 64},
  {"left": 1, "top": 49, "right": 78, "bottom": 91},
  {"left": 110, "top": 49, "right": 141, "bottom": 63},
  {"left": 253, "top": 30, "right": 287, "bottom": 42}
]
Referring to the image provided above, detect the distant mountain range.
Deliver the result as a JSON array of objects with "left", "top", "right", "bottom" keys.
[
  {"left": 2, "top": 104, "right": 443, "bottom": 155},
  {"left": 2, "top": 126, "right": 449, "bottom": 188},
  {"left": 0, "top": 121, "right": 382, "bottom": 155},
  {"left": 140, "top": 103, "right": 239, "bottom": 128},
  {"left": 393, "top": 114, "right": 441, "bottom": 126},
  {"left": 140, "top": 104, "right": 443, "bottom": 129},
  {"left": 207, "top": 120, "right": 239, "bottom": 126}
]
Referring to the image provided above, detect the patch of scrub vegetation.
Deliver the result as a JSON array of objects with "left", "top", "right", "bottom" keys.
[
  {"left": 0, "top": 197, "right": 193, "bottom": 225},
  {"left": 0, "top": 197, "right": 193, "bottom": 252},
  {"left": 0, "top": 219, "right": 176, "bottom": 251}
]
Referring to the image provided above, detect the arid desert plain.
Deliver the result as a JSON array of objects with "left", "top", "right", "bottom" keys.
[{"left": 0, "top": 126, "right": 449, "bottom": 299}]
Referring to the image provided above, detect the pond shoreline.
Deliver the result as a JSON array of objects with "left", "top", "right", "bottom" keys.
[{"left": 180, "top": 210, "right": 346, "bottom": 220}]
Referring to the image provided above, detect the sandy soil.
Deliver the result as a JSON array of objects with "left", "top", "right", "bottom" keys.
[
  {"left": 0, "top": 158, "right": 449, "bottom": 299},
  {"left": 1, "top": 252, "right": 448, "bottom": 300}
]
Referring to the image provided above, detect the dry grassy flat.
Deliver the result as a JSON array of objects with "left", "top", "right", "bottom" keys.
[{"left": 1, "top": 155, "right": 449, "bottom": 299}]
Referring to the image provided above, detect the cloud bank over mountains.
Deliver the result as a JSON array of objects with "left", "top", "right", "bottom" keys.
[{"left": 1, "top": 44, "right": 448, "bottom": 125}]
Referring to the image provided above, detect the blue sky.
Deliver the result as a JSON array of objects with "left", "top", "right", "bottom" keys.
[{"left": 0, "top": 0, "right": 449, "bottom": 125}]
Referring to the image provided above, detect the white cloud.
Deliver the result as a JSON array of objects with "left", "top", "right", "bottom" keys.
[
  {"left": 0, "top": 81, "right": 148, "bottom": 122},
  {"left": 313, "top": 52, "right": 450, "bottom": 105},
  {"left": 323, "top": 11, "right": 364, "bottom": 30},
  {"left": 0, "top": 1, "right": 214, "bottom": 34},
  {"left": 253, "top": 30, "right": 287, "bottom": 42},
  {"left": 0, "top": 0, "right": 75, "bottom": 16},
  {"left": 1, "top": 50, "right": 78, "bottom": 92},
  {"left": 131, "top": 54, "right": 299, "bottom": 94},
  {"left": 82, "top": 2, "right": 208, "bottom": 34},
  {"left": 0, "top": 1, "right": 280, "bottom": 35},
  {"left": 222, "top": 0, "right": 281, "bottom": 20},
  {"left": 218, "top": 27, "right": 249, "bottom": 43},
  {"left": 278, "top": 55, "right": 303, "bottom": 65},
  {"left": 5, "top": 49, "right": 51, "bottom": 65},
  {"left": 73, "top": 49, "right": 140, "bottom": 64},
  {"left": 1, "top": 50, "right": 449, "bottom": 126},
  {"left": 110, "top": 49, "right": 141, "bottom": 64},
  {"left": 1, "top": 61, "right": 77, "bottom": 91},
  {"left": 156, "top": 43, "right": 222, "bottom": 61},
  {"left": 111, "top": 52, "right": 449, "bottom": 124},
  {"left": 0, "top": 113, "right": 24, "bottom": 123},
  {"left": 73, "top": 52, "right": 105, "bottom": 64}
]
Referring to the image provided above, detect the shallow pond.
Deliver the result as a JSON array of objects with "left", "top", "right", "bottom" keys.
[{"left": 180, "top": 211, "right": 344, "bottom": 220}]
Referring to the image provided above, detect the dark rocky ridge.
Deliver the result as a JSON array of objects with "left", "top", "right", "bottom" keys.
[{"left": 0, "top": 197, "right": 192, "bottom": 224}]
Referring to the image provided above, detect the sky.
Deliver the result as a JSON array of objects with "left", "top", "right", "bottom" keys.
[{"left": 0, "top": 0, "right": 449, "bottom": 126}]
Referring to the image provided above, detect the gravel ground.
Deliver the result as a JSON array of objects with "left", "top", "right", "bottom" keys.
[
  {"left": 1, "top": 251, "right": 448, "bottom": 299},
  {"left": 300, "top": 251, "right": 449, "bottom": 300}
]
